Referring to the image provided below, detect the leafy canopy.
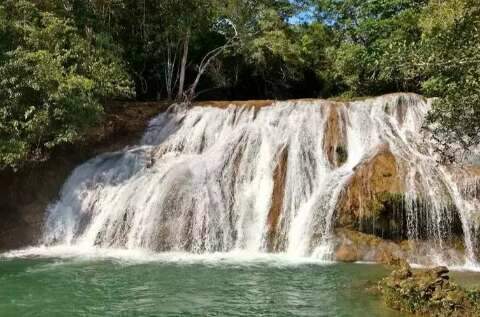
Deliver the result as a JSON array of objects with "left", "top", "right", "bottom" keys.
[{"left": 0, "top": 0, "right": 132, "bottom": 169}]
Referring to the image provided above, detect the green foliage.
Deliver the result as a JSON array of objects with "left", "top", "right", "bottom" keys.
[
  {"left": 308, "top": 0, "right": 479, "bottom": 155},
  {"left": 419, "top": 0, "right": 480, "bottom": 159},
  {"left": 0, "top": 1, "right": 133, "bottom": 169},
  {"left": 237, "top": 6, "right": 305, "bottom": 94},
  {"left": 315, "top": 0, "right": 427, "bottom": 96},
  {"left": 1, "top": 0, "right": 479, "bottom": 168}
]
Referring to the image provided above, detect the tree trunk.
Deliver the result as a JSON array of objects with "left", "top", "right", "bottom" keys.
[
  {"left": 177, "top": 29, "right": 190, "bottom": 100},
  {"left": 185, "top": 41, "right": 236, "bottom": 101},
  {"left": 164, "top": 39, "right": 178, "bottom": 100}
]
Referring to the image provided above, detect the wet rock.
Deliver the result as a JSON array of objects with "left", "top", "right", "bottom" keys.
[
  {"left": 335, "top": 244, "right": 359, "bottom": 262},
  {"left": 333, "top": 228, "right": 468, "bottom": 267},
  {"left": 334, "top": 228, "right": 405, "bottom": 263},
  {"left": 432, "top": 266, "right": 449, "bottom": 278},
  {"left": 378, "top": 262, "right": 480, "bottom": 316},
  {"left": 335, "top": 145, "right": 407, "bottom": 240},
  {"left": 322, "top": 103, "right": 348, "bottom": 167},
  {"left": 193, "top": 99, "right": 274, "bottom": 109},
  {"left": 266, "top": 147, "right": 288, "bottom": 252}
]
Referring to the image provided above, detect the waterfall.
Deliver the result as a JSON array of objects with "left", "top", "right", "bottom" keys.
[{"left": 42, "top": 94, "right": 480, "bottom": 267}]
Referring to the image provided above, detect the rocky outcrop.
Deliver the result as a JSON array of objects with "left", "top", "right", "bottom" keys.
[
  {"left": 335, "top": 145, "right": 406, "bottom": 239},
  {"left": 323, "top": 104, "right": 348, "bottom": 167},
  {"left": 334, "top": 229, "right": 405, "bottom": 263},
  {"left": 0, "top": 101, "right": 169, "bottom": 250},
  {"left": 378, "top": 261, "right": 480, "bottom": 316},
  {"left": 266, "top": 147, "right": 288, "bottom": 252},
  {"left": 333, "top": 229, "right": 466, "bottom": 265}
]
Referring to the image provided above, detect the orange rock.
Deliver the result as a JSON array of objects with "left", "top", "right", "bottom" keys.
[
  {"left": 335, "top": 244, "right": 359, "bottom": 262},
  {"left": 193, "top": 100, "right": 274, "bottom": 109},
  {"left": 266, "top": 147, "right": 288, "bottom": 252},
  {"left": 335, "top": 145, "right": 405, "bottom": 228},
  {"left": 323, "top": 104, "right": 348, "bottom": 167}
]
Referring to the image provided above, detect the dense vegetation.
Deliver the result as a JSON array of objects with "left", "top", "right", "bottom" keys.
[{"left": 0, "top": 0, "right": 479, "bottom": 169}]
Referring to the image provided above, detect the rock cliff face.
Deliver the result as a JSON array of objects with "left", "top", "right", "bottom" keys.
[
  {"left": 0, "top": 102, "right": 168, "bottom": 250},
  {"left": 332, "top": 144, "right": 467, "bottom": 264}
]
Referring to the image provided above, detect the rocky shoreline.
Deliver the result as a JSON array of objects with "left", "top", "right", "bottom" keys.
[{"left": 377, "top": 260, "right": 480, "bottom": 316}]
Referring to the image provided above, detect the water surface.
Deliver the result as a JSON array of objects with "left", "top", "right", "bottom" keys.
[{"left": 0, "top": 252, "right": 407, "bottom": 317}]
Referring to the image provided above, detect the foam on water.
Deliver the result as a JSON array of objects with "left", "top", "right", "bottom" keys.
[{"left": 1, "top": 246, "right": 332, "bottom": 267}]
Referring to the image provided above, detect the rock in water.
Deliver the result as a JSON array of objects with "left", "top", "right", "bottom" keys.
[{"left": 378, "top": 263, "right": 480, "bottom": 316}]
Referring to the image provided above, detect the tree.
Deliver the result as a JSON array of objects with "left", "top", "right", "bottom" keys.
[
  {"left": 2, "top": 0, "right": 478, "bottom": 170},
  {"left": 312, "top": 0, "right": 427, "bottom": 96},
  {"left": 308, "top": 0, "right": 479, "bottom": 154},
  {"left": 419, "top": 0, "right": 480, "bottom": 160},
  {"left": 215, "top": 0, "right": 315, "bottom": 98},
  {"left": 0, "top": 0, "right": 133, "bottom": 169}
]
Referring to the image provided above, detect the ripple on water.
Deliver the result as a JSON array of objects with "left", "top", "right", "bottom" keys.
[{"left": 0, "top": 251, "right": 413, "bottom": 317}]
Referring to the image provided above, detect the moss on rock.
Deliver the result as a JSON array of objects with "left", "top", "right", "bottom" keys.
[
  {"left": 378, "top": 262, "right": 480, "bottom": 316},
  {"left": 336, "top": 145, "right": 407, "bottom": 239},
  {"left": 335, "top": 145, "right": 348, "bottom": 165},
  {"left": 358, "top": 192, "right": 408, "bottom": 240}
]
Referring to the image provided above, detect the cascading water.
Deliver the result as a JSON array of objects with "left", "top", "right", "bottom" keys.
[{"left": 41, "top": 94, "right": 480, "bottom": 268}]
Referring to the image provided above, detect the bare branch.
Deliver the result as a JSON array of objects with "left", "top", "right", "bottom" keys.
[{"left": 183, "top": 20, "right": 239, "bottom": 102}]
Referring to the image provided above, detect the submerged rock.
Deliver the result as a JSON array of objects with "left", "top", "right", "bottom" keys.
[{"left": 378, "top": 262, "right": 480, "bottom": 316}]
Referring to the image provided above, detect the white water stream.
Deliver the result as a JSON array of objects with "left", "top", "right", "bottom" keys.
[{"left": 40, "top": 94, "right": 479, "bottom": 268}]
